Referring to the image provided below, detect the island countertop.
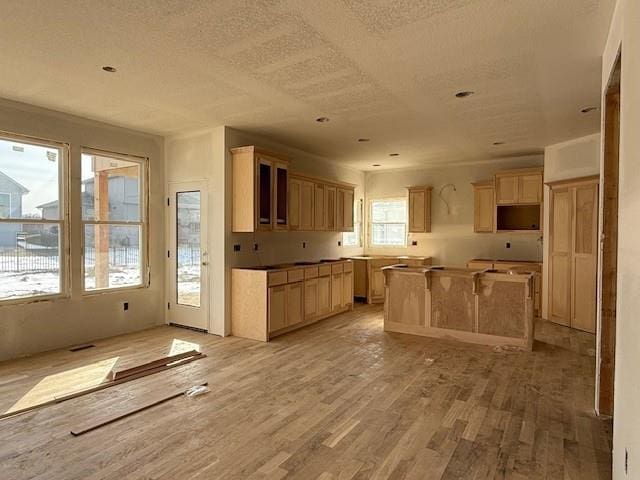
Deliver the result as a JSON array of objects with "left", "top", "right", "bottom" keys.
[{"left": 382, "top": 265, "right": 535, "bottom": 350}]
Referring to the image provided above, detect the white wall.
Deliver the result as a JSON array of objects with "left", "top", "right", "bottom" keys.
[
  {"left": 363, "top": 155, "right": 544, "bottom": 266},
  {"left": 165, "top": 127, "right": 365, "bottom": 337},
  {"left": 601, "top": 1, "right": 640, "bottom": 477},
  {"left": 541, "top": 134, "right": 601, "bottom": 319},
  {"left": 0, "top": 98, "right": 165, "bottom": 361}
]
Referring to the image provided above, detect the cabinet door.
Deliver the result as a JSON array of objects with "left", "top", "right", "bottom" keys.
[
  {"left": 331, "top": 273, "right": 343, "bottom": 311},
  {"left": 286, "top": 282, "right": 303, "bottom": 327},
  {"left": 314, "top": 183, "right": 326, "bottom": 230},
  {"left": 571, "top": 183, "right": 598, "bottom": 333},
  {"left": 342, "top": 189, "right": 354, "bottom": 231},
  {"left": 336, "top": 189, "right": 345, "bottom": 231},
  {"left": 473, "top": 186, "right": 495, "bottom": 232},
  {"left": 518, "top": 174, "right": 542, "bottom": 203},
  {"left": 343, "top": 271, "right": 353, "bottom": 307},
  {"left": 299, "top": 180, "right": 315, "bottom": 230},
  {"left": 369, "top": 268, "right": 386, "bottom": 302},
  {"left": 495, "top": 175, "right": 518, "bottom": 204},
  {"left": 256, "top": 157, "right": 273, "bottom": 229},
  {"left": 304, "top": 278, "right": 318, "bottom": 320},
  {"left": 318, "top": 275, "right": 331, "bottom": 315},
  {"left": 268, "top": 285, "right": 287, "bottom": 333},
  {"left": 549, "top": 188, "right": 572, "bottom": 326},
  {"left": 408, "top": 189, "right": 426, "bottom": 232},
  {"left": 289, "top": 178, "right": 301, "bottom": 230},
  {"left": 273, "top": 162, "right": 288, "bottom": 229},
  {"left": 325, "top": 186, "right": 337, "bottom": 231}
]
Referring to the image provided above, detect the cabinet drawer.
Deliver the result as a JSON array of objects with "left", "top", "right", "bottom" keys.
[
  {"left": 343, "top": 261, "right": 353, "bottom": 273},
  {"left": 331, "top": 263, "right": 344, "bottom": 274},
  {"left": 287, "top": 268, "right": 304, "bottom": 283},
  {"left": 304, "top": 266, "right": 318, "bottom": 279},
  {"left": 268, "top": 271, "right": 288, "bottom": 286},
  {"left": 318, "top": 265, "right": 331, "bottom": 277}
]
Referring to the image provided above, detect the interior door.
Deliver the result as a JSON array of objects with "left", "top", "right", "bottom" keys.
[
  {"left": 168, "top": 181, "right": 209, "bottom": 331},
  {"left": 549, "top": 187, "right": 572, "bottom": 326}
]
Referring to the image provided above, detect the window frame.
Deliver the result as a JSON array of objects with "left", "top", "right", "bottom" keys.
[
  {"left": 0, "top": 131, "right": 70, "bottom": 305},
  {"left": 342, "top": 198, "right": 363, "bottom": 247},
  {"left": 80, "top": 147, "right": 149, "bottom": 295},
  {"left": 368, "top": 197, "right": 408, "bottom": 248}
]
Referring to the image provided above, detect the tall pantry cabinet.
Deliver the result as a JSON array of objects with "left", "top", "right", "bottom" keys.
[{"left": 548, "top": 176, "right": 599, "bottom": 333}]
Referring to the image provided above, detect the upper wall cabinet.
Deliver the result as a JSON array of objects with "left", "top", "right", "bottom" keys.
[
  {"left": 472, "top": 181, "right": 494, "bottom": 233},
  {"left": 407, "top": 186, "right": 432, "bottom": 233},
  {"left": 231, "top": 146, "right": 289, "bottom": 232},
  {"left": 290, "top": 173, "right": 354, "bottom": 232},
  {"left": 495, "top": 167, "right": 543, "bottom": 205}
]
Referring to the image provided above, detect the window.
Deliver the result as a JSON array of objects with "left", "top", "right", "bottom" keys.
[
  {"left": 81, "top": 149, "right": 147, "bottom": 291},
  {"left": 343, "top": 198, "right": 363, "bottom": 247},
  {"left": 0, "top": 134, "right": 67, "bottom": 301},
  {"left": 369, "top": 198, "right": 407, "bottom": 247}
]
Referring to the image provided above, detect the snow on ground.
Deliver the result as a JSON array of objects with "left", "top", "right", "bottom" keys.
[{"left": 0, "top": 265, "right": 202, "bottom": 300}]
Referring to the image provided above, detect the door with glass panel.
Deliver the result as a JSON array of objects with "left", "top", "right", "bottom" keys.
[{"left": 168, "top": 181, "right": 208, "bottom": 331}]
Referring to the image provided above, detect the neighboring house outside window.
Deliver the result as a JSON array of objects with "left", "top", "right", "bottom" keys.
[
  {"left": 0, "top": 135, "right": 67, "bottom": 302},
  {"left": 369, "top": 198, "right": 407, "bottom": 247},
  {"left": 81, "top": 150, "right": 148, "bottom": 292}
]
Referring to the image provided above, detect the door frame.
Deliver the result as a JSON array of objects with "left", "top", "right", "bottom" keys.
[
  {"left": 166, "top": 180, "right": 209, "bottom": 331},
  {"left": 596, "top": 52, "right": 621, "bottom": 417}
]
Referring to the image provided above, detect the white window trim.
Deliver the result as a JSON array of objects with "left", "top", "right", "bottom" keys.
[
  {"left": 368, "top": 197, "right": 408, "bottom": 248},
  {"left": 0, "top": 131, "right": 70, "bottom": 305},
  {"left": 80, "top": 147, "right": 149, "bottom": 295},
  {"left": 342, "top": 198, "right": 363, "bottom": 247}
]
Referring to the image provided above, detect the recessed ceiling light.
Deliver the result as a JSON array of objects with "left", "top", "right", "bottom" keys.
[
  {"left": 455, "top": 90, "right": 475, "bottom": 98},
  {"left": 493, "top": 141, "right": 505, "bottom": 146},
  {"left": 102, "top": 66, "right": 117, "bottom": 73},
  {"left": 357, "top": 138, "right": 370, "bottom": 142},
  {"left": 580, "top": 106, "right": 599, "bottom": 114},
  {"left": 389, "top": 153, "right": 399, "bottom": 156},
  {"left": 316, "top": 117, "right": 330, "bottom": 123},
  {"left": 372, "top": 164, "right": 381, "bottom": 167}
]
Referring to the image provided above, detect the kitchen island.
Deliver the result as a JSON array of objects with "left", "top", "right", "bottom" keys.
[{"left": 383, "top": 265, "right": 535, "bottom": 350}]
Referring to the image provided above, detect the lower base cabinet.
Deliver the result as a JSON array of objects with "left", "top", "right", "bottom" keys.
[{"left": 231, "top": 261, "right": 354, "bottom": 342}]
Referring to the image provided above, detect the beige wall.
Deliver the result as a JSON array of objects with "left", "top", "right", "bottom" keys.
[
  {"left": 363, "top": 155, "right": 544, "bottom": 266},
  {"left": 0, "top": 98, "right": 165, "bottom": 362},
  {"left": 601, "top": 0, "right": 640, "bottom": 476},
  {"left": 541, "top": 134, "right": 601, "bottom": 319},
  {"left": 166, "top": 127, "right": 365, "bottom": 336}
]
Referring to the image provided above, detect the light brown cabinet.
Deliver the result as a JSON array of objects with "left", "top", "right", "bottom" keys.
[
  {"left": 289, "top": 174, "right": 354, "bottom": 232},
  {"left": 472, "top": 181, "right": 494, "bottom": 233},
  {"left": 317, "top": 274, "right": 331, "bottom": 315},
  {"left": 268, "top": 285, "right": 287, "bottom": 332},
  {"left": 495, "top": 168, "right": 543, "bottom": 205},
  {"left": 231, "top": 146, "right": 289, "bottom": 232},
  {"left": 407, "top": 186, "right": 432, "bottom": 233},
  {"left": 325, "top": 186, "right": 337, "bottom": 230},
  {"left": 314, "top": 183, "right": 326, "bottom": 230},
  {"left": 348, "top": 256, "right": 432, "bottom": 304},
  {"left": 548, "top": 177, "right": 598, "bottom": 333},
  {"left": 232, "top": 260, "right": 354, "bottom": 341},
  {"left": 286, "top": 282, "right": 303, "bottom": 327}
]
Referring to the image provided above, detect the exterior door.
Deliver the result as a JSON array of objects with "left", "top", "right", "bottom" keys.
[{"left": 168, "top": 181, "right": 209, "bottom": 331}]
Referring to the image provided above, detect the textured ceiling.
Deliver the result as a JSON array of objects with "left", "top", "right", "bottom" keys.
[{"left": 0, "top": 0, "right": 615, "bottom": 170}]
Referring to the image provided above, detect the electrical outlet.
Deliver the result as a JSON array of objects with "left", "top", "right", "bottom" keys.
[
  {"left": 254, "top": 243, "right": 259, "bottom": 251},
  {"left": 233, "top": 244, "right": 241, "bottom": 252},
  {"left": 412, "top": 240, "right": 418, "bottom": 246},
  {"left": 506, "top": 242, "right": 511, "bottom": 249},
  {"left": 123, "top": 302, "right": 129, "bottom": 311}
]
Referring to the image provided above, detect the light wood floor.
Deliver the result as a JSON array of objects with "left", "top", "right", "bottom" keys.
[{"left": 0, "top": 304, "right": 611, "bottom": 479}]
